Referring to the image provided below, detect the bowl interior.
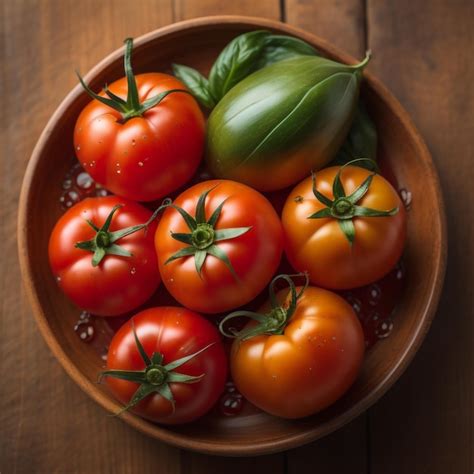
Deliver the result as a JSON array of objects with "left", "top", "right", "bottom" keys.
[{"left": 19, "top": 18, "right": 445, "bottom": 456}]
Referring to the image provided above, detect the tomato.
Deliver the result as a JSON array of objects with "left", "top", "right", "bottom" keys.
[
  {"left": 102, "top": 307, "right": 227, "bottom": 424},
  {"left": 155, "top": 179, "right": 283, "bottom": 314},
  {"left": 221, "top": 275, "right": 365, "bottom": 419},
  {"left": 49, "top": 196, "right": 160, "bottom": 316},
  {"left": 282, "top": 165, "right": 406, "bottom": 289},
  {"left": 74, "top": 38, "right": 205, "bottom": 202}
]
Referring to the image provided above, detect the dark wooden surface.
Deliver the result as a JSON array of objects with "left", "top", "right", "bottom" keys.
[{"left": 1, "top": 0, "right": 472, "bottom": 472}]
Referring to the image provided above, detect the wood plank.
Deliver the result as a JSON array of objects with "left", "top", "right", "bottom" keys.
[
  {"left": 0, "top": 1, "right": 183, "bottom": 473},
  {"left": 285, "top": 0, "right": 366, "bottom": 57},
  {"left": 366, "top": 1, "right": 473, "bottom": 473},
  {"left": 173, "top": 0, "right": 281, "bottom": 21},
  {"left": 284, "top": 1, "right": 368, "bottom": 472}
]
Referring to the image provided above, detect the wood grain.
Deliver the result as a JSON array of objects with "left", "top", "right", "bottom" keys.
[
  {"left": 0, "top": 1, "right": 182, "bottom": 473},
  {"left": 366, "top": 1, "right": 473, "bottom": 472},
  {"left": 1, "top": 0, "right": 471, "bottom": 472}
]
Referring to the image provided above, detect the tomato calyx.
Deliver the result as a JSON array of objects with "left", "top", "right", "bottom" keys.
[
  {"left": 163, "top": 187, "right": 251, "bottom": 278},
  {"left": 219, "top": 273, "right": 308, "bottom": 341},
  {"left": 100, "top": 321, "right": 213, "bottom": 414},
  {"left": 75, "top": 200, "right": 169, "bottom": 267},
  {"left": 307, "top": 159, "right": 399, "bottom": 245},
  {"left": 77, "top": 38, "right": 190, "bottom": 122}
]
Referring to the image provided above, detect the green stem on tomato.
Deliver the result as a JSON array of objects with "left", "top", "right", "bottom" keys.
[
  {"left": 219, "top": 273, "right": 308, "bottom": 341},
  {"left": 308, "top": 158, "right": 399, "bottom": 245},
  {"left": 77, "top": 38, "right": 191, "bottom": 122}
]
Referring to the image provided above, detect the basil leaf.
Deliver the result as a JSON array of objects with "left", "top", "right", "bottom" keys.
[
  {"left": 172, "top": 63, "right": 216, "bottom": 109},
  {"left": 256, "top": 35, "right": 318, "bottom": 68},
  {"left": 332, "top": 102, "right": 378, "bottom": 169},
  {"left": 208, "top": 30, "right": 269, "bottom": 102}
]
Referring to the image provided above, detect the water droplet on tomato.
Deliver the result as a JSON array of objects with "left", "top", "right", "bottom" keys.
[
  {"left": 62, "top": 179, "right": 72, "bottom": 190},
  {"left": 130, "top": 267, "right": 136, "bottom": 275},
  {"left": 116, "top": 170, "right": 121, "bottom": 174},
  {"left": 76, "top": 145, "right": 81, "bottom": 151},
  {"left": 89, "top": 161, "right": 96, "bottom": 168},
  {"left": 132, "top": 139, "right": 136, "bottom": 146},
  {"left": 138, "top": 161, "right": 144, "bottom": 167},
  {"left": 55, "top": 275, "right": 61, "bottom": 283}
]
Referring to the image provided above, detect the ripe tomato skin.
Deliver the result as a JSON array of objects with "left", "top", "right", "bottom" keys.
[
  {"left": 74, "top": 73, "right": 205, "bottom": 202},
  {"left": 106, "top": 307, "right": 227, "bottom": 424},
  {"left": 282, "top": 166, "right": 406, "bottom": 289},
  {"left": 230, "top": 286, "right": 365, "bottom": 418},
  {"left": 155, "top": 180, "right": 284, "bottom": 314},
  {"left": 48, "top": 196, "right": 160, "bottom": 316}
]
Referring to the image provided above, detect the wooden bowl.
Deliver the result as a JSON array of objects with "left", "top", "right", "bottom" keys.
[{"left": 18, "top": 16, "right": 446, "bottom": 456}]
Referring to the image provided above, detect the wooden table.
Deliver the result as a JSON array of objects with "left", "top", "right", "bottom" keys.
[{"left": 1, "top": 1, "right": 472, "bottom": 472}]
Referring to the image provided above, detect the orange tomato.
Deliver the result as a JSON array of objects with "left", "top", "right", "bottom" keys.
[
  {"left": 225, "top": 276, "right": 365, "bottom": 418},
  {"left": 282, "top": 166, "right": 406, "bottom": 289}
]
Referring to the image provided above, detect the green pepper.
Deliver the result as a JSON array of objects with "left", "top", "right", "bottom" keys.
[{"left": 206, "top": 53, "right": 370, "bottom": 191}]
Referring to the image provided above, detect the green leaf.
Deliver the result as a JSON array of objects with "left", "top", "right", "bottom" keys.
[
  {"left": 195, "top": 187, "right": 215, "bottom": 224},
  {"left": 311, "top": 172, "right": 334, "bottom": 207},
  {"left": 353, "top": 205, "right": 399, "bottom": 217},
  {"left": 76, "top": 71, "right": 126, "bottom": 114},
  {"left": 206, "top": 244, "right": 238, "bottom": 279},
  {"left": 106, "top": 244, "right": 133, "bottom": 258},
  {"left": 207, "top": 199, "right": 227, "bottom": 227},
  {"left": 256, "top": 34, "right": 318, "bottom": 68},
  {"left": 156, "top": 383, "right": 175, "bottom": 411},
  {"left": 164, "top": 343, "right": 215, "bottom": 371},
  {"left": 209, "top": 30, "right": 270, "bottom": 101},
  {"left": 332, "top": 169, "right": 346, "bottom": 199},
  {"left": 100, "top": 369, "right": 146, "bottom": 384},
  {"left": 165, "top": 246, "right": 196, "bottom": 265},
  {"left": 347, "top": 174, "right": 374, "bottom": 204},
  {"left": 332, "top": 102, "right": 378, "bottom": 168},
  {"left": 214, "top": 227, "right": 251, "bottom": 241},
  {"left": 308, "top": 208, "right": 332, "bottom": 219},
  {"left": 139, "top": 89, "right": 189, "bottom": 113},
  {"left": 338, "top": 219, "right": 356, "bottom": 245},
  {"left": 170, "top": 232, "right": 193, "bottom": 245},
  {"left": 92, "top": 247, "right": 106, "bottom": 267},
  {"left": 167, "top": 372, "right": 204, "bottom": 383},
  {"left": 85, "top": 219, "right": 100, "bottom": 232},
  {"left": 194, "top": 249, "right": 207, "bottom": 275},
  {"left": 168, "top": 204, "right": 197, "bottom": 231},
  {"left": 100, "top": 205, "right": 122, "bottom": 233},
  {"left": 172, "top": 64, "right": 216, "bottom": 109},
  {"left": 103, "top": 84, "right": 127, "bottom": 106},
  {"left": 131, "top": 321, "right": 151, "bottom": 366},
  {"left": 125, "top": 383, "right": 158, "bottom": 410},
  {"left": 151, "top": 352, "right": 164, "bottom": 365},
  {"left": 75, "top": 240, "right": 96, "bottom": 251}
]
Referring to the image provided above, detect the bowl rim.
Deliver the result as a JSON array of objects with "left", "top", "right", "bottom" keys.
[{"left": 18, "top": 15, "right": 447, "bottom": 456}]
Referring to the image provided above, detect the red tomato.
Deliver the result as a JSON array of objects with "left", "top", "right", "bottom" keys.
[
  {"left": 282, "top": 166, "right": 406, "bottom": 289},
  {"left": 49, "top": 196, "right": 160, "bottom": 316},
  {"left": 223, "top": 276, "right": 365, "bottom": 418},
  {"left": 155, "top": 180, "right": 283, "bottom": 314},
  {"left": 74, "top": 39, "right": 205, "bottom": 201},
  {"left": 103, "top": 307, "right": 227, "bottom": 424}
]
